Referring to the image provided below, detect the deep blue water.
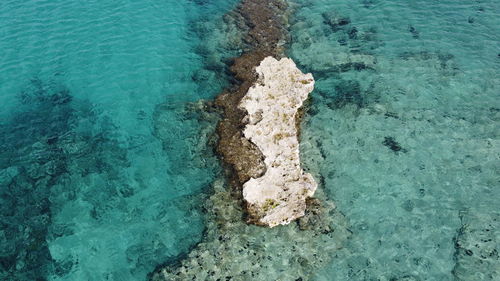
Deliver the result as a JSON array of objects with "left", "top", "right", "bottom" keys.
[{"left": 1, "top": 0, "right": 499, "bottom": 280}]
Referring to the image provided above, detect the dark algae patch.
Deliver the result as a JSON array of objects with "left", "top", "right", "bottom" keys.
[
  {"left": 452, "top": 211, "right": 499, "bottom": 280},
  {"left": 382, "top": 136, "right": 407, "bottom": 153},
  {"left": 0, "top": 79, "right": 74, "bottom": 281}
]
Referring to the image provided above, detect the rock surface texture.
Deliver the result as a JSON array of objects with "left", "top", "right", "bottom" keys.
[
  {"left": 214, "top": 0, "right": 287, "bottom": 189},
  {"left": 240, "top": 56, "right": 317, "bottom": 227}
]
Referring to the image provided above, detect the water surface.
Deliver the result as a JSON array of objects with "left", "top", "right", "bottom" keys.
[
  {"left": 0, "top": 0, "right": 237, "bottom": 280},
  {"left": 0, "top": 0, "right": 498, "bottom": 280}
]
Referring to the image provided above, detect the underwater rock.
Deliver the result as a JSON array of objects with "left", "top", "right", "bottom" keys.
[
  {"left": 0, "top": 80, "right": 76, "bottom": 280},
  {"left": 331, "top": 53, "right": 377, "bottom": 72},
  {"left": 239, "top": 56, "right": 317, "bottom": 227},
  {"left": 330, "top": 79, "right": 364, "bottom": 109},
  {"left": 150, "top": 0, "right": 352, "bottom": 279},
  {"left": 408, "top": 25, "right": 420, "bottom": 39},
  {"left": 214, "top": 0, "right": 288, "bottom": 188},
  {"left": 322, "top": 10, "right": 351, "bottom": 31},
  {"left": 153, "top": 99, "right": 220, "bottom": 171},
  {"left": 382, "top": 136, "right": 407, "bottom": 153},
  {"left": 398, "top": 51, "right": 459, "bottom": 76},
  {"left": 150, "top": 180, "right": 349, "bottom": 281},
  {"left": 298, "top": 51, "right": 376, "bottom": 76},
  {"left": 348, "top": 27, "right": 358, "bottom": 39},
  {"left": 452, "top": 211, "right": 499, "bottom": 280}
]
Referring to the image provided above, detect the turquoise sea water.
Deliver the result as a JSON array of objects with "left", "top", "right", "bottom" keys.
[
  {"left": 290, "top": 0, "right": 499, "bottom": 280},
  {"left": 0, "top": 0, "right": 238, "bottom": 280},
  {"left": 1, "top": 0, "right": 498, "bottom": 280}
]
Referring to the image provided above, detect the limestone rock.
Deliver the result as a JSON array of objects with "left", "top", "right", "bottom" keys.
[{"left": 239, "top": 56, "right": 317, "bottom": 227}]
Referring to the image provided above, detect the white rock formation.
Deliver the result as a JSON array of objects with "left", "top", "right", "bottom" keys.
[{"left": 239, "top": 56, "right": 317, "bottom": 227}]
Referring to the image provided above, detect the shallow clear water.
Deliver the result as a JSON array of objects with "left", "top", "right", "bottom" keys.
[
  {"left": 1, "top": 0, "right": 498, "bottom": 280},
  {"left": 0, "top": 0, "right": 237, "bottom": 280},
  {"left": 289, "top": 0, "right": 499, "bottom": 280}
]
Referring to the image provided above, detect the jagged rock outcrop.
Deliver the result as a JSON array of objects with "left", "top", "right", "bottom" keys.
[{"left": 239, "top": 56, "right": 317, "bottom": 227}]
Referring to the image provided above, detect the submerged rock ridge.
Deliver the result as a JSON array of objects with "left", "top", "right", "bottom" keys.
[
  {"left": 215, "top": 0, "right": 288, "bottom": 189},
  {"left": 213, "top": 0, "right": 318, "bottom": 228},
  {"left": 452, "top": 210, "right": 500, "bottom": 280},
  {"left": 149, "top": 1, "right": 351, "bottom": 279},
  {"left": 240, "top": 56, "right": 317, "bottom": 227},
  {"left": 150, "top": 180, "right": 349, "bottom": 281}
]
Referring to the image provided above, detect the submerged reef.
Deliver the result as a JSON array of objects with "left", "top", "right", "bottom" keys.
[
  {"left": 151, "top": 0, "right": 350, "bottom": 279},
  {"left": 240, "top": 57, "right": 317, "bottom": 227},
  {"left": 0, "top": 79, "right": 74, "bottom": 280},
  {"left": 0, "top": 79, "right": 130, "bottom": 279},
  {"left": 452, "top": 210, "right": 499, "bottom": 280},
  {"left": 214, "top": 0, "right": 288, "bottom": 189},
  {"left": 150, "top": 180, "right": 349, "bottom": 281},
  {"left": 287, "top": 2, "right": 499, "bottom": 279}
]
